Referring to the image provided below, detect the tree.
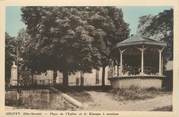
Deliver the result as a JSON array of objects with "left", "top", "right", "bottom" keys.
[
  {"left": 21, "top": 7, "right": 129, "bottom": 86},
  {"left": 88, "top": 7, "right": 130, "bottom": 86},
  {"left": 137, "top": 9, "right": 173, "bottom": 61},
  {"left": 137, "top": 15, "right": 154, "bottom": 34},
  {"left": 21, "top": 7, "right": 103, "bottom": 86},
  {"left": 16, "top": 28, "right": 34, "bottom": 85}
]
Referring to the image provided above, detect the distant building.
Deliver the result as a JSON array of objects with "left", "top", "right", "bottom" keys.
[
  {"left": 163, "top": 60, "right": 173, "bottom": 91},
  {"left": 33, "top": 70, "right": 53, "bottom": 85},
  {"left": 33, "top": 67, "right": 112, "bottom": 86}
]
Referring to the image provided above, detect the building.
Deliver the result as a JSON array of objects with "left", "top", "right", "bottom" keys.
[
  {"left": 33, "top": 67, "right": 111, "bottom": 86},
  {"left": 163, "top": 60, "right": 173, "bottom": 91}
]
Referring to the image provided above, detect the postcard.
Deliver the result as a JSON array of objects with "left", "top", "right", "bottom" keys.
[{"left": 0, "top": 0, "right": 178, "bottom": 117}]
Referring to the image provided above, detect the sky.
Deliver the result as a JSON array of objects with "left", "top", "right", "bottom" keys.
[{"left": 6, "top": 6, "right": 172, "bottom": 37}]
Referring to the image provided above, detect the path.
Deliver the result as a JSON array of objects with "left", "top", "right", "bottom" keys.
[{"left": 84, "top": 91, "right": 172, "bottom": 111}]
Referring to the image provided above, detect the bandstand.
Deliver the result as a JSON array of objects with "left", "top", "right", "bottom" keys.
[{"left": 108, "top": 35, "right": 167, "bottom": 89}]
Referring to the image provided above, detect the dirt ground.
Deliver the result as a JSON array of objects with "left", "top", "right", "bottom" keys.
[
  {"left": 5, "top": 88, "right": 172, "bottom": 111},
  {"left": 83, "top": 91, "right": 172, "bottom": 111}
]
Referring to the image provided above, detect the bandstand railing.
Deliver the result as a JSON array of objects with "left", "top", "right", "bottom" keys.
[{"left": 108, "top": 65, "right": 163, "bottom": 78}]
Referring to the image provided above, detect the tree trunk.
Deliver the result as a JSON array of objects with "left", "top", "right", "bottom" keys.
[
  {"left": 117, "top": 65, "right": 119, "bottom": 76},
  {"left": 96, "top": 70, "right": 99, "bottom": 84},
  {"left": 102, "top": 66, "right": 106, "bottom": 87},
  {"left": 31, "top": 73, "right": 34, "bottom": 86},
  {"left": 63, "top": 70, "right": 68, "bottom": 86},
  {"left": 53, "top": 70, "right": 57, "bottom": 85},
  {"left": 80, "top": 72, "right": 84, "bottom": 86}
]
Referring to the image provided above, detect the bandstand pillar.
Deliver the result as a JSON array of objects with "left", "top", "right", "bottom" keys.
[
  {"left": 120, "top": 50, "right": 123, "bottom": 75},
  {"left": 158, "top": 48, "right": 164, "bottom": 76},
  {"left": 119, "top": 49, "right": 126, "bottom": 75},
  {"left": 141, "top": 48, "right": 144, "bottom": 75},
  {"left": 138, "top": 46, "right": 145, "bottom": 75}
]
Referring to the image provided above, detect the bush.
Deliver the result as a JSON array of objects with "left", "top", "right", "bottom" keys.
[{"left": 110, "top": 86, "right": 160, "bottom": 101}]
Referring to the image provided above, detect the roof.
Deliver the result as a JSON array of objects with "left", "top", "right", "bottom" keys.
[{"left": 116, "top": 35, "right": 167, "bottom": 48}]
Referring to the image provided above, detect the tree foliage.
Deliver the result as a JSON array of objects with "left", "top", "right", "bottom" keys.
[
  {"left": 137, "top": 9, "right": 173, "bottom": 61},
  {"left": 21, "top": 7, "right": 129, "bottom": 85},
  {"left": 5, "top": 29, "right": 33, "bottom": 86},
  {"left": 86, "top": 7, "right": 130, "bottom": 86}
]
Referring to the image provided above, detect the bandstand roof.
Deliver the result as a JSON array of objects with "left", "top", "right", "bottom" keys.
[{"left": 116, "top": 35, "right": 167, "bottom": 48}]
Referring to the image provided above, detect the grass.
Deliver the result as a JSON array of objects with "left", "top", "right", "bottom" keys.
[{"left": 109, "top": 86, "right": 168, "bottom": 101}]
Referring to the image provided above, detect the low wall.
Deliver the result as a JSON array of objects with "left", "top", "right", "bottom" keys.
[
  {"left": 5, "top": 89, "right": 80, "bottom": 110},
  {"left": 109, "top": 76, "right": 164, "bottom": 89}
]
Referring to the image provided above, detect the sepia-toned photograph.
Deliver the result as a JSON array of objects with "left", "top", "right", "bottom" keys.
[{"left": 5, "top": 6, "right": 173, "bottom": 111}]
